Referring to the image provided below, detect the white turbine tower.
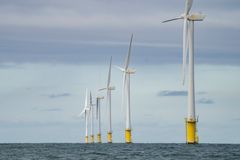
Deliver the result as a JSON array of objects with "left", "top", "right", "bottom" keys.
[
  {"left": 99, "top": 57, "right": 115, "bottom": 143},
  {"left": 116, "top": 34, "right": 136, "bottom": 143},
  {"left": 89, "top": 92, "right": 95, "bottom": 143},
  {"left": 79, "top": 89, "right": 90, "bottom": 144},
  {"left": 96, "top": 95, "right": 104, "bottom": 143},
  {"left": 163, "top": 0, "right": 206, "bottom": 144}
]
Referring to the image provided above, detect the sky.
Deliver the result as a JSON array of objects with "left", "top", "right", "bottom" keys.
[{"left": 0, "top": 0, "right": 240, "bottom": 143}]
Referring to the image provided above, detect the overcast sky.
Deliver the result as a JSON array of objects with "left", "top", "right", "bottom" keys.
[{"left": 0, "top": 0, "right": 240, "bottom": 143}]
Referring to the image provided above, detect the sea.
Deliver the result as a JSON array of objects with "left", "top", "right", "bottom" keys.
[{"left": 0, "top": 143, "right": 240, "bottom": 160}]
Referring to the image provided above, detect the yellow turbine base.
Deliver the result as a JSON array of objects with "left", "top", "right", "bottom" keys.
[
  {"left": 85, "top": 136, "right": 88, "bottom": 144},
  {"left": 90, "top": 135, "right": 94, "bottom": 143},
  {"left": 107, "top": 132, "right": 112, "bottom": 143},
  {"left": 185, "top": 119, "right": 198, "bottom": 144},
  {"left": 125, "top": 129, "right": 132, "bottom": 143},
  {"left": 97, "top": 134, "right": 102, "bottom": 143}
]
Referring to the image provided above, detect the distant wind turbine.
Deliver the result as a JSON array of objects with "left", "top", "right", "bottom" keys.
[
  {"left": 96, "top": 95, "right": 104, "bottom": 143},
  {"left": 79, "top": 89, "right": 90, "bottom": 144},
  {"left": 163, "top": 0, "right": 206, "bottom": 144},
  {"left": 89, "top": 92, "right": 95, "bottom": 143},
  {"left": 116, "top": 34, "right": 136, "bottom": 143},
  {"left": 99, "top": 57, "right": 115, "bottom": 143}
]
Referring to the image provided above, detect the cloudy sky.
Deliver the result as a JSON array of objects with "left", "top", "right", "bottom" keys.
[{"left": 0, "top": 0, "right": 240, "bottom": 143}]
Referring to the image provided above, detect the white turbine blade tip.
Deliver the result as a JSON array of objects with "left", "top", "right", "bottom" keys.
[
  {"left": 124, "top": 35, "right": 134, "bottom": 70},
  {"left": 78, "top": 111, "right": 84, "bottom": 117},
  {"left": 114, "top": 65, "right": 125, "bottom": 72}
]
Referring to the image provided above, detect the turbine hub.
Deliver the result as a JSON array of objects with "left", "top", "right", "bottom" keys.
[
  {"left": 108, "top": 86, "right": 116, "bottom": 90},
  {"left": 125, "top": 68, "right": 136, "bottom": 74}
]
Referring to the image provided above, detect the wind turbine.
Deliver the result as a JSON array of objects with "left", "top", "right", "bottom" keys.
[
  {"left": 116, "top": 34, "right": 136, "bottom": 143},
  {"left": 79, "top": 89, "right": 90, "bottom": 144},
  {"left": 96, "top": 95, "right": 104, "bottom": 143},
  {"left": 99, "top": 56, "right": 115, "bottom": 143},
  {"left": 162, "top": 0, "right": 206, "bottom": 144},
  {"left": 89, "top": 92, "right": 95, "bottom": 143}
]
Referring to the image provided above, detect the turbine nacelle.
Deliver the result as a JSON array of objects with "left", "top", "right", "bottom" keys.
[
  {"left": 187, "top": 13, "right": 206, "bottom": 21},
  {"left": 125, "top": 68, "right": 136, "bottom": 74},
  {"left": 96, "top": 96, "right": 104, "bottom": 100},
  {"left": 108, "top": 86, "right": 116, "bottom": 90}
]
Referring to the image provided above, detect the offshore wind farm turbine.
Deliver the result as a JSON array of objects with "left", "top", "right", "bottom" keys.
[
  {"left": 99, "top": 57, "right": 115, "bottom": 143},
  {"left": 96, "top": 95, "right": 104, "bottom": 143},
  {"left": 162, "top": 0, "right": 206, "bottom": 144},
  {"left": 89, "top": 92, "right": 95, "bottom": 143},
  {"left": 79, "top": 89, "right": 90, "bottom": 144},
  {"left": 116, "top": 34, "right": 136, "bottom": 143}
]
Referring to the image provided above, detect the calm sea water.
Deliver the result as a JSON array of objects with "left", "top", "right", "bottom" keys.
[{"left": 0, "top": 143, "right": 240, "bottom": 160}]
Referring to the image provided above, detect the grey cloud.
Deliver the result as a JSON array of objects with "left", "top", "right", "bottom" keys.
[
  {"left": 0, "top": 63, "right": 19, "bottom": 69},
  {"left": 0, "top": 0, "right": 239, "bottom": 65},
  {"left": 0, "top": 121, "right": 77, "bottom": 127},
  {"left": 48, "top": 93, "right": 71, "bottom": 99},
  {"left": 197, "top": 91, "right": 207, "bottom": 95},
  {"left": 157, "top": 91, "right": 209, "bottom": 97},
  {"left": 0, "top": 0, "right": 239, "bottom": 29},
  {"left": 157, "top": 90, "right": 187, "bottom": 97},
  {"left": 40, "top": 108, "right": 62, "bottom": 112},
  {"left": 197, "top": 98, "right": 214, "bottom": 104},
  {"left": 1, "top": 0, "right": 239, "bottom": 13},
  {"left": 32, "top": 107, "right": 63, "bottom": 112},
  {"left": 233, "top": 118, "right": 240, "bottom": 121},
  {"left": 1, "top": 38, "right": 239, "bottom": 65}
]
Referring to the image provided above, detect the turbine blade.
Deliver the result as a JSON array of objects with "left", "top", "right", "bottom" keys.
[
  {"left": 89, "top": 92, "right": 92, "bottom": 104},
  {"left": 79, "top": 88, "right": 89, "bottom": 117},
  {"left": 78, "top": 109, "right": 85, "bottom": 117},
  {"left": 107, "top": 56, "right": 112, "bottom": 88},
  {"left": 99, "top": 88, "right": 107, "bottom": 91},
  {"left": 96, "top": 98, "right": 99, "bottom": 120},
  {"left": 124, "top": 34, "right": 133, "bottom": 70},
  {"left": 84, "top": 88, "right": 88, "bottom": 107},
  {"left": 162, "top": 17, "right": 183, "bottom": 23},
  {"left": 182, "top": 19, "right": 189, "bottom": 85},
  {"left": 185, "top": 0, "right": 193, "bottom": 15},
  {"left": 114, "top": 65, "right": 125, "bottom": 72}
]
